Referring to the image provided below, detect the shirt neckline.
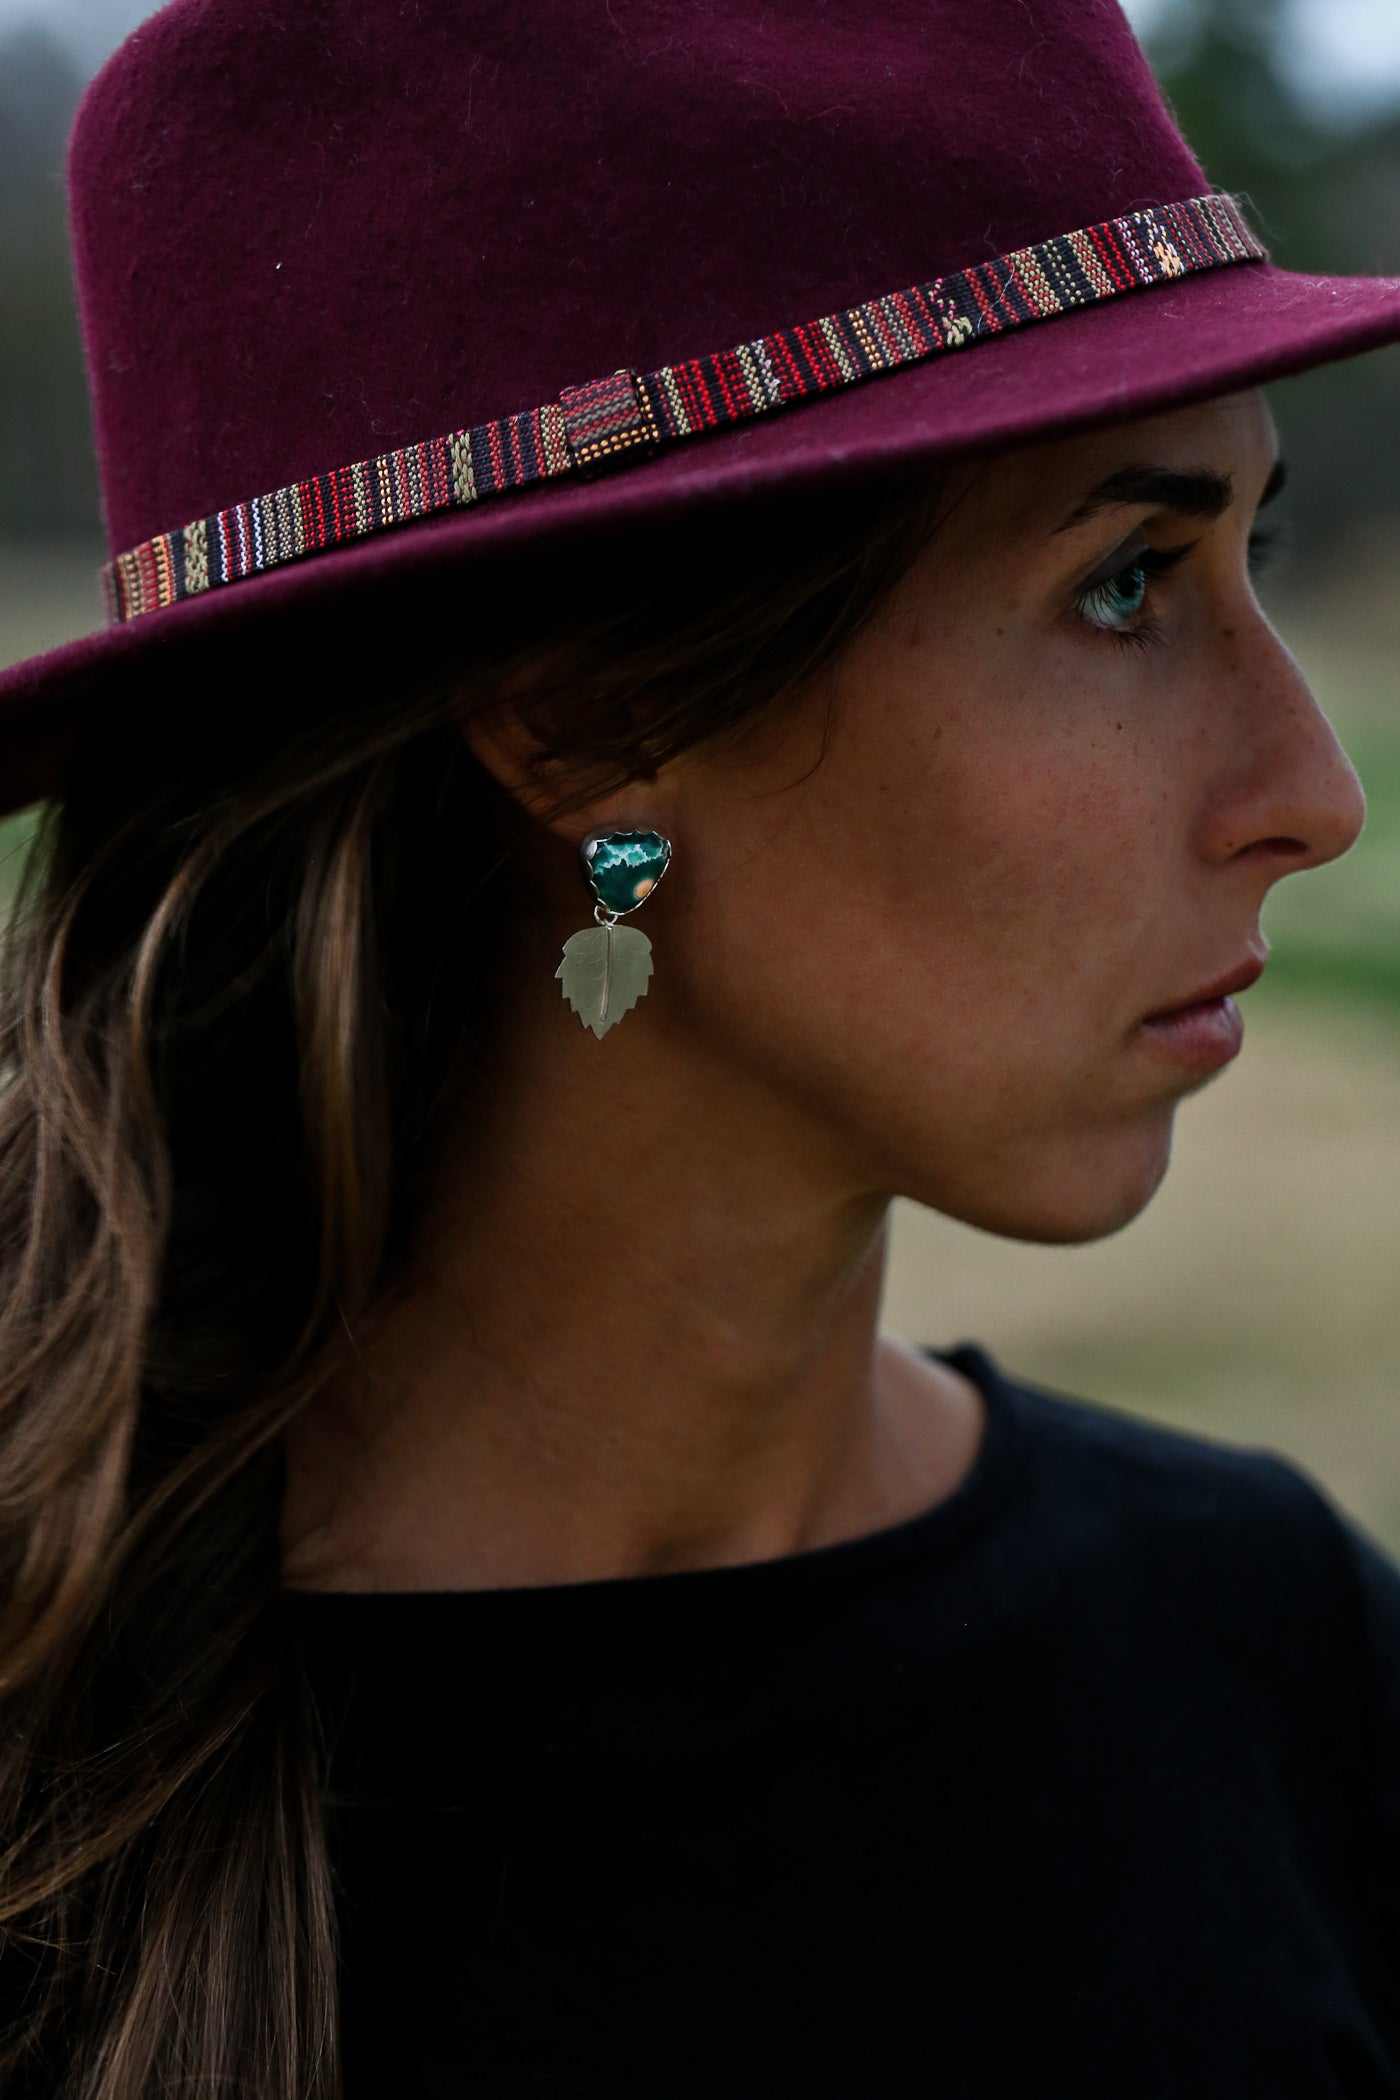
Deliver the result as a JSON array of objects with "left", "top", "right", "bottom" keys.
[{"left": 282, "top": 1343, "right": 1032, "bottom": 1630}]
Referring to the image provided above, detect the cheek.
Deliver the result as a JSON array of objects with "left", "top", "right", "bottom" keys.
[
  {"left": 736, "top": 671, "right": 1173, "bottom": 1060},
  {"left": 660, "top": 605, "right": 1208, "bottom": 1245},
  {"left": 680, "top": 684, "right": 1171, "bottom": 1135}
]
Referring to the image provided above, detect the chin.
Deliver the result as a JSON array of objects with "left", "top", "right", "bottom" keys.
[{"left": 903, "top": 1115, "right": 1176, "bottom": 1247}]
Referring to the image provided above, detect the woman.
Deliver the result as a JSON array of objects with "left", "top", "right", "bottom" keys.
[{"left": 0, "top": 0, "right": 1395, "bottom": 2092}]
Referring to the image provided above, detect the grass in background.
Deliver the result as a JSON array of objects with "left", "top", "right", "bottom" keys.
[
  {"left": 0, "top": 806, "right": 41, "bottom": 920},
  {"left": 1261, "top": 628, "right": 1400, "bottom": 1012}
]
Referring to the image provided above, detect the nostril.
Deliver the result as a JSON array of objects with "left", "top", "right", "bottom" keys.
[{"left": 1225, "top": 835, "right": 1309, "bottom": 863}]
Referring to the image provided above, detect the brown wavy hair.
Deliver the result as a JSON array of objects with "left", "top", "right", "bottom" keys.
[{"left": 0, "top": 463, "right": 951, "bottom": 2097}]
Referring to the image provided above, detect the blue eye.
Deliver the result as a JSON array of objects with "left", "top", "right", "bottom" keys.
[
  {"left": 1080, "top": 562, "right": 1149, "bottom": 633},
  {"left": 1074, "top": 541, "right": 1191, "bottom": 649}
]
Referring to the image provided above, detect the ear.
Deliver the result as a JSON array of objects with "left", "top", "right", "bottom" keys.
[{"left": 460, "top": 687, "right": 678, "bottom": 849}]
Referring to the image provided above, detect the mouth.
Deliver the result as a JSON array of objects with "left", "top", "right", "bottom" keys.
[{"left": 1137, "top": 952, "right": 1267, "bottom": 1073}]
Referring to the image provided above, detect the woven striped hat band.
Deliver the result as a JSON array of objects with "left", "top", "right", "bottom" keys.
[{"left": 104, "top": 192, "right": 1265, "bottom": 627}]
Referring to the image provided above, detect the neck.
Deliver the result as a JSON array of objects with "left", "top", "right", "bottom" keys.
[{"left": 281, "top": 961, "right": 984, "bottom": 1592}]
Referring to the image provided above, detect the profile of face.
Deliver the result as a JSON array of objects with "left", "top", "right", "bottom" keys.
[{"left": 591, "top": 387, "right": 1364, "bottom": 1246}]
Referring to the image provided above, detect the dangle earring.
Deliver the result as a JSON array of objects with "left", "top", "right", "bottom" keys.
[{"left": 556, "top": 828, "right": 672, "bottom": 1039}]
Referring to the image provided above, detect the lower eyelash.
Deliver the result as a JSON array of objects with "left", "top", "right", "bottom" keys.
[{"left": 1102, "top": 617, "right": 1166, "bottom": 653}]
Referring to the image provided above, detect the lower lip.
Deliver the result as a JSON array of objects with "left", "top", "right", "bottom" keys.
[{"left": 1138, "top": 995, "right": 1245, "bottom": 1072}]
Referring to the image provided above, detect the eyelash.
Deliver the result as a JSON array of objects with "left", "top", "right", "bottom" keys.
[{"left": 1075, "top": 525, "right": 1284, "bottom": 653}]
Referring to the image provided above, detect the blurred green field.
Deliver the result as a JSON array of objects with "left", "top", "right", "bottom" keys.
[
  {"left": 0, "top": 545, "right": 1398, "bottom": 1554},
  {"left": 1255, "top": 625, "right": 1400, "bottom": 1013}
]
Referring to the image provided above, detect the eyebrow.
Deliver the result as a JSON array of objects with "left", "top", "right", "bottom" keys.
[{"left": 1054, "top": 455, "right": 1288, "bottom": 534}]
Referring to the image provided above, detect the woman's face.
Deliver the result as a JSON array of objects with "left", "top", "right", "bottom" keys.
[{"left": 656, "top": 388, "right": 1365, "bottom": 1243}]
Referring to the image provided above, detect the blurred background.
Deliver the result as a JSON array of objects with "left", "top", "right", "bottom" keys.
[{"left": 0, "top": 0, "right": 1398, "bottom": 1548}]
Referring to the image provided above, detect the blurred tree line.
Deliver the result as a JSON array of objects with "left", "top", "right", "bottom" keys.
[
  {"left": 1143, "top": 0, "right": 1400, "bottom": 573},
  {"left": 0, "top": 25, "right": 95, "bottom": 539},
  {"left": 0, "top": 0, "right": 1398, "bottom": 560}
]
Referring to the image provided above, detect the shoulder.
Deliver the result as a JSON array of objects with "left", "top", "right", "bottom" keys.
[
  {"left": 970, "top": 1343, "right": 1385, "bottom": 1584},
  {"left": 970, "top": 1347, "right": 1400, "bottom": 1836}
]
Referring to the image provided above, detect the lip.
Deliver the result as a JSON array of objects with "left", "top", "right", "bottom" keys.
[
  {"left": 1137, "top": 954, "right": 1266, "bottom": 1074},
  {"left": 1144, "top": 953, "right": 1267, "bottom": 1021}
]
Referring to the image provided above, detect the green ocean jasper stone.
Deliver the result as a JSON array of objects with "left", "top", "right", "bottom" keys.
[{"left": 583, "top": 831, "right": 672, "bottom": 915}]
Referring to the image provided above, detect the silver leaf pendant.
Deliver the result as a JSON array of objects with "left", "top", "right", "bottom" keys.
[{"left": 556, "top": 922, "right": 654, "bottom": 1039}]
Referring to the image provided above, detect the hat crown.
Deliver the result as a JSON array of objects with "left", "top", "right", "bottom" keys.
[{"left": 69, "top": 0, "right": 1205, "bottom": 557}]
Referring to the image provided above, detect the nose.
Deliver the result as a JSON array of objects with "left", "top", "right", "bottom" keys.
[{"left": 1197, "top": 617, "right": 1366, "bottom": 879}]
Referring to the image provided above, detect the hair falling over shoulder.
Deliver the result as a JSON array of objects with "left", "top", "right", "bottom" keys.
[{"left": 0, "top": 468, "right": 949, "bottom": 2097}]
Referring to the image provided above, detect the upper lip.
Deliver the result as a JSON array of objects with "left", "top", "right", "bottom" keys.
[{"left": 1144, "top": 951, "right": 1267, "bottom": 1020}]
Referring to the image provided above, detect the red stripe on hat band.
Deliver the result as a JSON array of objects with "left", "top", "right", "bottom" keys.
[{"left": 102, "top": 192, "right": 1266, "bottom": 624}]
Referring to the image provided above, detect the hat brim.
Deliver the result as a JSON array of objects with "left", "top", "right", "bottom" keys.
[{"left": 5, "top": 257, "right": 1400, "bottom": 818}]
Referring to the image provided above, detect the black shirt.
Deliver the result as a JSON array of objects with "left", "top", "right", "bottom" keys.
[{"left": 290, "top": 1346, "right": 1400, "bottom": 2097}]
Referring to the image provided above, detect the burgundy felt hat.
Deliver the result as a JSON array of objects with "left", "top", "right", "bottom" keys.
[{"left": 3, "top": 0, "right": 1400, "bottom": 816}]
